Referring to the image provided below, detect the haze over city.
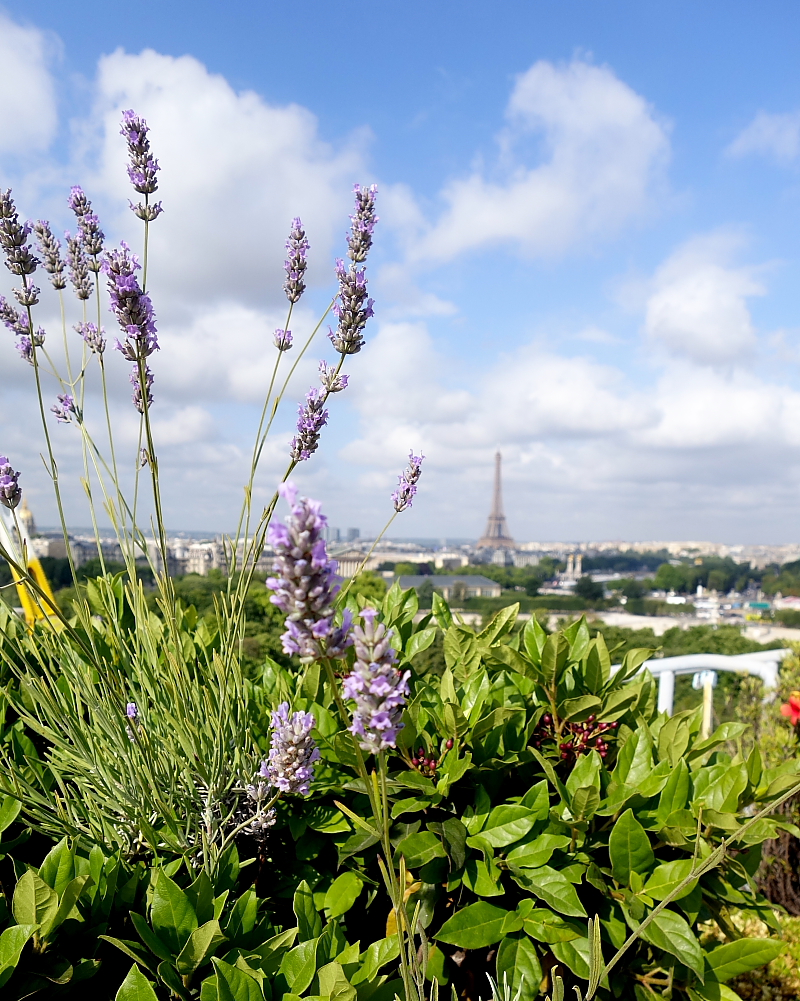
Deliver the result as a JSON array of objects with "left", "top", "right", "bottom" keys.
[{"left": 3, "top": 2, "right": 800, "bottom": 542}]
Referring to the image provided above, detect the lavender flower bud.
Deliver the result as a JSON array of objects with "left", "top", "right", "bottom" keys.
[
  {"left": 14, "top": 327, "right": 45, "bottom": 365},
  {"left": 120, "top": 110, "right": 163, "bottom": 220},
  {"left": 263, "top": 702, "right": 321, "bottom": 796},
  {"left": 392, "top": 451, "right": 425, "bottom": 513},
  {"left": 343, "top": 608, "right": 410, "bottom": 754},
  {"left": 126, "top": 702, "right": 139, "bottom": 720},
  {"left": 0, "top": 190, "right": 38, "bottom": 276},
  {"left": 0, "top": 456, "right": 22, "bottom": 509},
  {"left": 104, "top": 244, "right": 159, "bottom": 359},
  {"left": 130, "top": 365, "right": 154, "bottom": 413},
  {"left": 347, "top": 184, "right": 378, "bottom": 264},
  {"left": 284, "top": 217, "right": 309, "bottom": 303},
  {"left": 32, "top": 222, "right": 67, "bottom": 290},
  {"left": 328, "top": 259, "right": 374, "bottom": 355},
  {"left": 75, "top": 321, "right": 106, "bottom": 355},
  {"left": 68, "top": 188, "right": 104, "bottom": 270},
  {"left": 319, "top": 360, "right": 348, "bottom": 393},
  {"left": 289, "top": 387, "right": 328, "bottom": 462},
  {"left": 66, "top": 233, "right": 93, "bottom": 300},
  {"left": 0, "top": 296, "right": 31, "bottom": 336},
  {"left": 273, "top": 328, "right": 293, "bottom": 351},
  {"left": 51, "top": 393, "right": 78, "bottom": 424},
  {"left": 266, "top": 482, "right": 353, "bottom": 662},
  {"left": 13, "top": 282, "right": 40, "bottom": 307}
]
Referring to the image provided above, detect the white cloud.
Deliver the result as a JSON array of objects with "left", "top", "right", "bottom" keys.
[
  {"left": 644, "top": 232, "right": 764, "bottom": 365},
  {"left": 727, "top": 110, "right": 800, "bottom": 164},
  {"left": 0, "top": 13, "right": 58, "bottom": 157},
  {"left": 413, "top": 59, "right": 669, "bottom": 263}
]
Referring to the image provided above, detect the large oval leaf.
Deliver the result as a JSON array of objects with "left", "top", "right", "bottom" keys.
[
  {"left": 512, "top": 866, "right": 587, "bottom": 918},
  {"left": 496, "top": 933, "right": 542, "bottom": 1001},
  {"left": 641, "top": 908, "right": 703, "bottom": 978},
  {"left": 705, "top": 938, "right": 784, "bottom": 981},
  {"left": 467, "top": 806, "right": 535, "bottom": 849},
  {"left": 435, "top": 902, "right": 510, "bottom": 949},
  {"left": 642, "top": 860, "right": 698, "bottom": 901},
  {"left": 507, "top": 835, "right": 570, "bottom": 869},
  {"left": 608, "top": 809, "right": 654, "bottom": 886}
]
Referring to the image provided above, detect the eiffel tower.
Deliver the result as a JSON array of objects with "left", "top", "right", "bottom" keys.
[{"left": 477, "top": 451, "right": 515, "bottom": 549}]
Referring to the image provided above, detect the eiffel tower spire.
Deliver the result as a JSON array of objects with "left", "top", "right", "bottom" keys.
[{"left": 477, "top": 451, "right": 515, "bottom": 549}]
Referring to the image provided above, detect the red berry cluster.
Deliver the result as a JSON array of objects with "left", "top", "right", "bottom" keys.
[
  {"left": 411, "top": 738, "right": 454, "bottom": 777},
  {"left": 531, "top": 713, "right": 618, "bottom": 761}
]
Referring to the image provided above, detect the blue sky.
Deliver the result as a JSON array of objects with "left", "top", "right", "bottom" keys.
[{"left": 3, "top": 1, "right": 800, "bottom": 542}]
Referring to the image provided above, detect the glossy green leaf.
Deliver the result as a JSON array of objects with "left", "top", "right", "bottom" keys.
[
  {"left": 566, "top": 750, "right": 602, "bottom": 797},
  {"left": 705, "top": 938, "right": 784, "bottom": 981},
  {"left": 12, "top": 869, "right": 58, "bottom": 929},
  {"left": 212, "top": 958, "right": 263, "bottom": 1001},
  {"left": 507, "top": 834, "right": 570, "bottom": 869},
  {"left": 467, "top": 806, "right": 535, "bottom": 848},
  {"left": 39, "top": 837, "right": 75, "bottom": 895},
  {"left": 609, "top": 809, "right": 655, "bottom": 886},
  {"left": 394, "top": 831, "right": 447, "bottom": 869},
  {"left": 351, "top": 935, "right": 400, "bottom": 985},
  {"left": 512, "top": 866, "right": 587, "bottom": 918},
  {"left": 687, "top": 984, "right": 743, "bottom": 1001},
  {"left": 656, "top": 760, "right": 690, "bottom": 825},
  {"left": 522, "top": 908, "right": 583, "bottom": 944},
  {"left": 0, "top": 795, "right": 21, "bottom": 835},
  {"left": 551, "top": 936, "right": 591, "bottom": 981},
  {"left": 641, "top": 908, "right": 703, "bottom": 978},
  {"left": 293, "top": 880, "right": 322, "bottom": 942},
  {"left": 279, "top": 937, "right": 318, "bottom": 994},
  {"left": 130, "top": 911, "right": 174, "bottom": 963},
  {"left": 317, "top": 960, "right": 357, "bottom": 1001},
  {"left": 175, "top": 919, "right": 226, "bottom": 975},
  {"left": 42, "top": 874, "right": 92, "bottom": 939},
  {"left": 324, "top": 872, "right": 363, "bottom": 918},
  {"left": 541, "top": 634, "right": 569, "bottom": 685},
  {"left": 435, "top": 901, "right": 510, "bottom": 948},
  {"left": 115, "top": 964, "right": 160, "bottom": 1001},
  {"left": 151, "top": 872, "right": 198, "bottom": 954},
  {"left": 496, "top": 933, "right": 542, "bottom": 1001},
  {"left": 642, "top": 860, "right": 698, "bottom": 901},
  {"left": 0, "top": 924, "right": 36, "bottom": 988}
]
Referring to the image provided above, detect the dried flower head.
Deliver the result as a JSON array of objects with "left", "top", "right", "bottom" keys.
[
  {"left": 120, "top": 110, "right": 163, "bottom": 220},
  {"left": 51, "top": 393, "right": 77, "bottom": 424},
  {"left": 328, "top": 260, "right": 374, "bottom": 355},
  {"left": 0, "top": 190, "right": 38, "bottom": 277},
  {"left": 263, "top": 702, "right": 321, "bottom": 796},
  {"left": 75, "top": 321, "right": 106, "bottom": 355},
  {"left": 347, "top": 183, "right": 378, "bottom": 264},
  {"left": 130, "top": 364, "right": 154, "bottom": 413},
  {"left": 273, "top": 328, "right": 293, "bottom": 351},
  {"left": 343, "top": 608, "right": 409, "bottom": 754},
  {"left": 284, "top": 218, "right": 309, "bottom": 303},
  {"left": 319, "top": 360, "right": 349, "bottom": 394},
  {"left": 266, "top": 482, "right": 353, "bottom": 662},
  {"left": 289, "top": 387, "right": 328, "bottom": 462},
  {"left": 392, "top": 451, "right": 424, "bottom": 513},
  {"left": 0, "top": 456, "right": 22, "bottom": 509},
  {"left": 65, "top": 233, "right": 93, "bottom": 300},
  {"left": 32, "top": 222, "right": 67, "bottom": 290},
  {"left": 13, "top": 281, "right": 40, "bottom": 308}
]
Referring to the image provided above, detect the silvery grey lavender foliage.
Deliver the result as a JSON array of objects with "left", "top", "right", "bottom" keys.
[
  {"left": 284, "top": 218, "right": 309, "bottom": 303},
  {"left": 346, "top": 183, "right": 378, "bottom": 264},
  {"left": 289, "top": 387, "right": 328, "bottom": 462},
  {"left": 0, "top": 190, "right": 38, "bottom": 277},
  {"left": 318, "top": 360, "right": 348, "bottom": 393},
  {"left": 0, "top": 456, "right": 21, "bottom": 510},
  {"left": 75, "top": 321, "right": 106, "bottom": 355},
  {"left": 328, "top": 259, "right": 374, "bottom": 355},
  {"left": 120, "top": 110, "right": 163, "bottom": 221},
  {"left": 392, "top": 451, "right": 424, "bottom": 513},
  {"left": 266, "top": 482, "right": 353, "bottom": 662},
  {"left": 65, "top": 234, "right": 93, "bottom": 300},
  {"left": 130, "top": 365, "right": 154, "bottom": 414},
  {"left": 263, "top": 702, "right": 321, "bottom": 796},
  {"left": 51, "top": 393, "right": 77, "bottom": 424},
  {"left": 32, "top": 222, "right": 67, "bottom": 290},
  {"left": 68, "top": 186, "right": 104, "bottom": 271},
  {"left": 273, "top": 328, "right": 293, "bottom": 351},
  {"left": 343, "top": 608, "right": 410, "bottom": 754}
]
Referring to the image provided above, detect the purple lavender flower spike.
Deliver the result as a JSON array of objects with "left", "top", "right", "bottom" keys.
[
  {"left": 75, "top": 321, "right": 106, "bottom": 355},
  {"left": 284, "top": 218, "right": 309, "bottom": 303},
  {"left": 328, "top": 259, "right": 374, "bottom": 356},
  {"left": 343, "top": 608, "right": 410, "bottom": 754},
  {"left": 105, "top": 244, "right": 159, "bottom": 362},
  {"left": 392, "top": 451, "right": 425, "bottom": 513},
  {"left": 51, "top": 393, "right": 77, "bottom": 424},
  {"left": 68, "top": 187, "right": 104, "bottom": 272},
  {"left": 273, "top": 328, "right": 293, "bottom": 351},
  {"left": 126, "top": 702, "right": 139, "bottom": 720},
  {"left": 347, "top": 184, "right": 378, "bottom": 264},
  {"left": 0, "top": 456, "right": 22, "bottom": 510},
  {"left": 65, "top": 233, "right": 93, "bottom": 300},
  {"left": 0, "top": 296, "right": 31, "bottom": 336},
  {"left": 14, "top": 327, "right": 45, "bottom": 365},
  {"left": 289, "top": 387, "right": 328, "bottom": 461},
  {"left": 263, "top": 702, "right": 321, "bottom": 796},
  {"left": 0, "top": 190, "right": 38, "bottom": 277},
  {"left": 32, "top": 222, "right": 67, "bottom": 291},
  {"left": 319, "top": 360, "right": 348, "bottom": 394},
  {"left": 266, "top": 482, "right": 353, "bottom": 662},
  {"left": 120, "top": 110, "right": 163, "bottom": 221},
  {"left": 130, "top": 365, "right": 154, "bottom": 413}
]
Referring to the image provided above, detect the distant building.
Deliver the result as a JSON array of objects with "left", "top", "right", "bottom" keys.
[
  {"left": 346, "top": 528, "right": 360, "bottom": 542},
  {"left": 335, "top": 549, "right": 367, "bottom": 577},
  {"left": 398, "top": 574, "right": 502, "bottom": 600}
]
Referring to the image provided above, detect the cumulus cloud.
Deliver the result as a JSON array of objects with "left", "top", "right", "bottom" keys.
[
  {"left": 644, "top": 232, "right": 764, "bottom": 365},
  {"left": 412, "top": 59, "right": 669, "bottom": 263},
  {"left": 727, "top": 110, "right": 800, "bottom": 164},
  {"left": 0, "top": 13, "right": 58, "bottom": 157}
]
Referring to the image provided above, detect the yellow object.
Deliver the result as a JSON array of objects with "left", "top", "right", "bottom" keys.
[{"left": 12, "top": 557, "right": 60, "bottom": 628}]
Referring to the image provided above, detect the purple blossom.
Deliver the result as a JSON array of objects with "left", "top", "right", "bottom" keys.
[
  {"left": 75, "top": 321, "right": 106, "bottom": 355},
  {"left": 32, "top": 222, "right": 67, "bottom": 290},
  {"left": 120, "top": 110, "right": 163, "bottom": 221},
  {"left": 328, "top": 259, "right": 374, "bottom": 355},
  {"left": 392, "top": 451, "right": 425, "bottom": 513},
  {"left": 0, "top": 456, "right": 21, "bottom": 510},
  {"left": 0, "top": 296, "right": 31, "bottom": 336},
  {"left": 104, "top": 244, "right": 159, "bottom": 360},
  {"left": 289, "top": 387, "right": 328, "bottom": 462},
  {"left": 126, "top": 702, "right": 139, "bottom": 720},
  {"left": 66, "top": 233, "right": 93, "bottom": 300},
  {"left": 284, "top": 218, "right": 309, "bottom": 303},
  {"left": 51, "top": 393, "right": 77, "bottom": 424},
  {"left": 15, "top": 328, "right": 45, "bottom": 366},
  {"left": 343, "top": 608, "right": 410, "bottom": 754},
  {"left": 130, "top": 364, "right": 154, "bottom": 413},
  {"left": 319, "top": 360, "right": 348, "bottom": 394},
  {"left": 0, "top": 190, "right": 38, "bottom": 277},
  {"left": 13, "top": 281, "right": 39, "bottom": 307},
  {"left": 68, "top": 187, "right": 104, "bottom": 270},
  {"left": 273, "top": 328, "right": 293, "bottom": 351},
  {"left": 346, "top": 184, "right": 378, "bottom": 264},
  {"left": 262, "top": 702, "right": 321, "bottom": 796},
  {"left": 266, "top": 482, "right": 353, "bottom": 662}
]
